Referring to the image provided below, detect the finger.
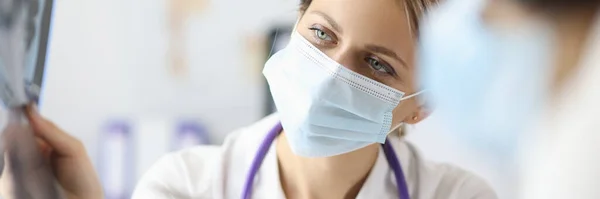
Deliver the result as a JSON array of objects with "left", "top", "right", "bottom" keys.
[
  {"left": 35, "top": 138, "right": 52, "bottom": 160},
  {"left": 25, "top": 105, "right": 83, "bottom": 157}
]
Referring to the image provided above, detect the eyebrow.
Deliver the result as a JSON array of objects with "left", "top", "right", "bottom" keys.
[
  {"left": 310, "top": 11, "right": 343, "bottom": 34},
  {"left": 365, "top": 45, "right": 408, "bottom": 69}
]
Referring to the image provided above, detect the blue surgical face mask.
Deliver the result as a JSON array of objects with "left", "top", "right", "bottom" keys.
[
  {"left": 418, "top": 0, "right": 554, "bottom": 157},
  {"left": 263, "top": 31, "right": 422, "bottom": 157}
]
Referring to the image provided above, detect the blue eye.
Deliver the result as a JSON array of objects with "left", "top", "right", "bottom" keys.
[
  {"left": 367, "top": 57, "right": 390, "bottom": 74},
  {"left": 313, "top": 29, "right": 332, "bottom": 41}
]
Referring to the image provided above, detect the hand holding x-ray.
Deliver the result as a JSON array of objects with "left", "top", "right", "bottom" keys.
[
  {"left": 0, "top": 108, "right": 64, "bottom": 199},
  {"left": 0, "top": 0, "right": 65, "bottom": 198}
]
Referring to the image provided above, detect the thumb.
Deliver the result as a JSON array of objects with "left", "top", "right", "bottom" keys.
[{"left": 25, "top": 105, "right": 84, "bottom": 157}]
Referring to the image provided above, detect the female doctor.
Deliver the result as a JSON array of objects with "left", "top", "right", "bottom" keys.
[
  {"left": 132, "top": 0, "right": 497, "bottom": 198},
  {"left": 2, "top": 0, "right": 497, "bottom": 198}
]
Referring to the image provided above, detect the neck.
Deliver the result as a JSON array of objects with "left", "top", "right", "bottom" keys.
[
  {"left": 550, "top": 9, "right": 598, "bottom": 95},
  {"left": 276, "top": 131, "right": 379, "bottom": 199}
]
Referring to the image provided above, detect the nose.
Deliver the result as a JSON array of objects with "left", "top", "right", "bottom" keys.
[{"left": 325, "top": 46, "right": 365, "bottom": 76}]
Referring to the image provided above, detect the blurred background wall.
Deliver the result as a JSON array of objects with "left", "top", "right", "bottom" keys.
[
  {"left": 40, "top": 0, "right": 298, "bottom": 196},
  {"left": 26, "top": 0, "right": 513, "bottom": 198}
]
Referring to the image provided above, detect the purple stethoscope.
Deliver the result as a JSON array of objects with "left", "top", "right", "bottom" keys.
[{"left": 241, "top": 122, "right": 411, "bottom": 199}]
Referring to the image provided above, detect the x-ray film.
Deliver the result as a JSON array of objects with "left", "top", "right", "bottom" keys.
[{"left": 0, "top": 0, "right": 64, "bottom": 198}]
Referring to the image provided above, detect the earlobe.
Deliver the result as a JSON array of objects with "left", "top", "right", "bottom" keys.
[
  {"left": 403, "top": 115, "right": 420, "bottom": 125},
  {"left": 403, "top": 106, "right": 429, "bottom": 124}
]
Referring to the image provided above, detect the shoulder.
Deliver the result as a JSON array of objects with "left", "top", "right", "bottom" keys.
[
  {"left": 131, "top": 145, "right": 222, "bottom": 199},
  {"left": 424, "top": 161, "right": 497, "bottom": 199},
  {"left": 132, "top": 114, "right": 280, "bottom": 199},
  {"left": 389, "top": 137, "right": 498, "bottom": 199}
]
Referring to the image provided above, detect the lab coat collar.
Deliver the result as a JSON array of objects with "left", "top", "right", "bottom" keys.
[
  {"left": 356, "top": 145, "right": 396, "bottom": 199},
  {"left": 252, "top": 131, "right": 286, "bottom": 199},
  {"left": 250, "top": 114, "right": 416, "bottom": 198}
]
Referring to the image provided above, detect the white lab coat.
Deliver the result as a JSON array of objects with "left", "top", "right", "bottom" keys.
[{"left": 132, "top": 114, "right": 497, "bottom": 199}]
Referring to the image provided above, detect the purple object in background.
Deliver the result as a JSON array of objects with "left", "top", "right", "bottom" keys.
[
  {"left": 172, "top": 120, "right": 210, "bottom": 150},
  {"left": 98, "top": 120, "right": 134, "bottom": 199}
]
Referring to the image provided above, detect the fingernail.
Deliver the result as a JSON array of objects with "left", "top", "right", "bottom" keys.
[
  {"left": 28, "top": 104, "right": 40, "bottom": 116},
  {"left": 32, "top": 104, "right": 39, "bottom": 112}
]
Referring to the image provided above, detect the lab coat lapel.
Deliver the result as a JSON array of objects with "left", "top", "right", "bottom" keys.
[
  {"left": 357, "top": 137, "right": 416, "bottom": 199},
  {"left": 251, "top": 137, "right": 286, "bottom": 199}
]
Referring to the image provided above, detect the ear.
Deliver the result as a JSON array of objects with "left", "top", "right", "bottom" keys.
[{"left": 402, "top": 105, "right": 430, "bottom": 124}]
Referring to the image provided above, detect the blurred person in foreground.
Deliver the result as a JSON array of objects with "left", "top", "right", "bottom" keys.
[{"left": 419, "top": 0, "right": 600, "bottom": 198}]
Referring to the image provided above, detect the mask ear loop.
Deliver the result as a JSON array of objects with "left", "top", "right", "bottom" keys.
[
  {"left": 386, "top": 91, "right": 426, "bottom": 136},
  {"left": 385, "top": 1, "right": 419, "bottom": 137},
  {"left": 400, "top": 90, "right": 426, "bottom": 101},
  {"left": 387, "top": 89, "right": 426, "bottom": 135}
]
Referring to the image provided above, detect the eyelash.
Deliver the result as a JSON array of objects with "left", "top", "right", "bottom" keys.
[
  {"left": 308, "top": 26, "right": 397, "bottom": 78},
  {"left": 308, "top": 27, "right": 336, "bottom": 46},
  {"left": 365, "top": 56, "right": 396, "bottom": 77}
]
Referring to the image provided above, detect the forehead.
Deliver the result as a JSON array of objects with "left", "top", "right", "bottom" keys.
[
  {"left": 302, "top": 0, "right": 415, "bottom": 60},
  {"left": 306, "top": 0, "right": 409, "bottom": 24}
]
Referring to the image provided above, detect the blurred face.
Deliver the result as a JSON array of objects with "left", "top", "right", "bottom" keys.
[{"left": 297, "top": 0, "right": 425, "bottom": 127}]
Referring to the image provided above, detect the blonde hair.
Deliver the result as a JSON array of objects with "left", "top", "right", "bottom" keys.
[
  {"left": 299, "top": 0, "right": 439, "bottom": 34},
  {"left": 404, "top": 0, "right": 438, "bottom": 34}
]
